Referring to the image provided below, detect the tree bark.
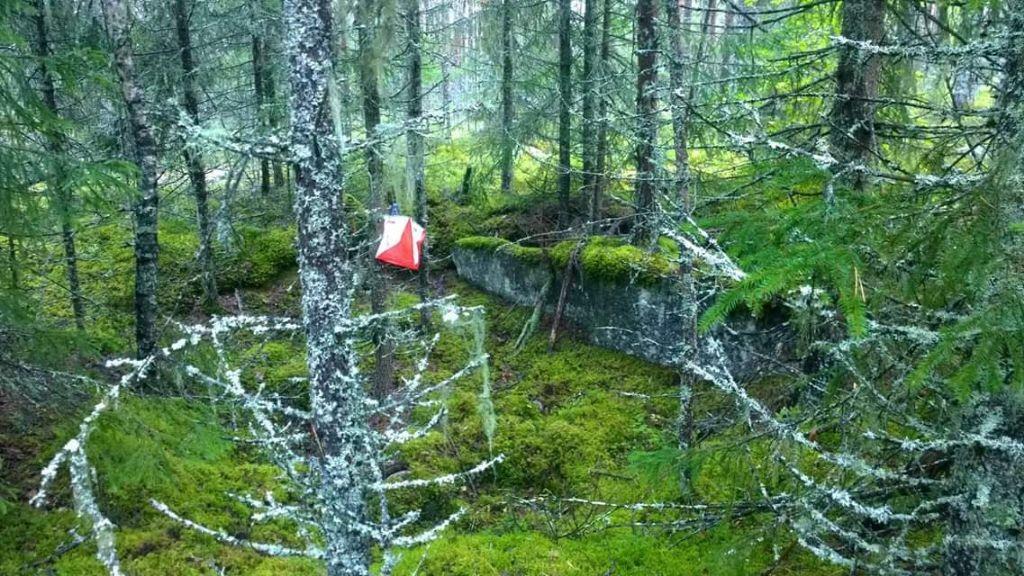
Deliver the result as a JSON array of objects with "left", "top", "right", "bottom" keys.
[
  {"left": 590, "top": 0, "right": 612, "bottom": 231},
  {"left": 828, "top": 0, "right": 885, "bottom": 195},
  {"left": 251, "top": 15, "right": 272, "bottom": 197},
  {"left": 633, "top": 0, "right": 659, "bottom": 245},
  {"left": 174, "top": 0, "right": 217, "bottom": 308},
  {"left": 284, "top": 1, "right": 372, "bottom": 574},
  {"left": 405, "top": 0, "right": 430, "bottom": 330},
  {"left": 943, "top": 9, "right": 1024, "bottom": 573},
  {"left": 663, "top": 0, "right": 692, "bottom": 213},
  {"left": 499, "top": 0, "right": 514, "bottom": 195},
  {"left": 101, "top": 0, "right": 160, "bottom": 359},
  {"left": 557, "top": 0, "right": 572, "bottom": 225},
  {"left": 581, "top": 0, "right": 598, "bottom": 211},
  {"left": 357, "top": 0, "right": 395, "bottom": 399},
  {"left": 34, "top": 0, "right": 86, "bottom": 330}
]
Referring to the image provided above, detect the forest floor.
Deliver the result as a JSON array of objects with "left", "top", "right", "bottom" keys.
[{"left": 0, "top": 263, "right": 838, "bottom": 576}]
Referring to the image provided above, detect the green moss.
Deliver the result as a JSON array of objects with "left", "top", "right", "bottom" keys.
[
  {"left": 457, "top": 235, "right": 675, "bottom": 285},
  {"left": 454, "top": 236, "right": 510, "bottom": 252},
  {"left": 218, "top": 226, "right": 298, "bottom": 290}
]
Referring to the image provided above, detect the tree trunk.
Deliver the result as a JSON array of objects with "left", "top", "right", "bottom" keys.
[
  {"left": 174, "top": 0, "right": 217, "bottom": 309},
  {"left": 557, "top": 0, "right": 572, "bottom": 225},
  {"left": 590, "top": 0, "right": 612, "bottom": 231},
  {"left": 632, "top": 0, "right": 659, "bottom": 245},
  {"left": 284, "top": 1, "right": 372, "bottom": 574},
  {"left": 405, "top": 0, "right": 430, "bottom": 330},
  {"left": 101, "top": 0, "right": 160, "bottom": 359},
  {"left": 34, "top": 0, "right": 86, "bottom": 330},
  {"left": 6, "top": 236, "right": 17, "bottom": 290},
  {"left": 357, "top": 0, "right": 395, "bottom": 399},
  {"left": 663, "top": 0, "right": 692, "bottom": 213},
  {"left": 251, "top": 15, "right": 272, "bottom": 197},
  {"left": 499, "top": 0, "right": 514, "bottom": 195},
  {"left": 581, "top": 0, "right": 598, "bottom": 211},
  {"left": 828, "top": 0, "right": 885, "bottom": 195},
  {"left": 943, "top": 10, "right": 1024, "bottom": 573}
]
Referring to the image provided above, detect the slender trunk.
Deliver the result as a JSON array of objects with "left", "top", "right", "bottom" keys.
[
  {"left": 102, "top": 0, "right": 160, "bottom": 359},
  {"left": 580, "top": 0, "right": 598, "bottom": 210},
  {"left": 663, "top": 0, "right": 692, "bottom": 213},
  {"left": 828, "top": 0, "right": 885, "bottom": 195},
  {"left": 633, "top": 0, "right": 659, "bottom": 245},
  {"left": 284, "top": 1, "right": 371, "bottom": 574},
  {"left": 174, "top": 0, "right": 217, "bottom": 308},
  {"left": 499, "top": 0, "right": 514, "bottom": 194},
  {"left": 34, "top": 0, "right": 85, "bottom": 329},
  {"left": 441, "top": 56, "right": 452, "bottom": 137},
  {"left": 357, "top": 0, "right": 395, "bottom": 399},
  {"left": 251, "top": 16, "right": 272, "bottom": 197},
  {"left": 405, "top": 0, "right": 430, "bottom": 330},
  {"left": 6, "top": 236, "right": 16, "bottom": 290},
  {"left": 557, "top": 0, "right": 572, "bottom": 225},
  {"left": 590, "top": 0, "right": 612, "bottom": 231}
]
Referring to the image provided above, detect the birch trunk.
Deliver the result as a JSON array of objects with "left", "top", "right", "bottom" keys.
[
  {"left": 173, "top": 0, "right": 217, "bottom": 308},
  {"left": 101, "top": 0, "right": 160, "bottom": 358},
  {"left": 34, "top": 0, "right": 86, "bottom": 329},
  {"left": 284, "top": 0, "right": 372, "bottom": 573}
]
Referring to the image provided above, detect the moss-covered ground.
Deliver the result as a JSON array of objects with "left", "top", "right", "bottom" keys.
[{"left": 1, "top": 220, "right": 837, "bottom": 575}]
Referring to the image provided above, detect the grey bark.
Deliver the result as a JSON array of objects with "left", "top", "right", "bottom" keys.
[
  {"left": 405, "top": 0, "right": 430, "bottom": 330},
  {"left": 557, "top": 0, "right": 572, "bottom": 225},
  {"left": 101, "top": 0, "right": 160, "bottom": 359},
  {"left": 581, "top": 0, "right": 598, "bottom": 209},
  {"left": 357, "top": 0, "right": 395, "bottom": 399},
  {"left": 34, "top": 0, "right": 86, "bottom": 329},
  {"left": 174, "top": 0, "right": 217, "bottom": 308},
  {"left": 828, "top": 0, "right": 885, "bottom": 195},
  {"left": 284, "top": 1, "right": 372, "bottom": 574},
  {"left": 590, "top": 0, "right": 612, "bottom": 231},
  {"left": 633, "top": 0, "right": 659, "bottom": 245},
  {"left": 251, "top": 15, "right": 272, "bottom": 197},
  {"left": 499, "top": 0, "right": 514, "bottom": 195},
  {"left": 943, "top": 8, "right": 1024, "bottom": 573},
  {"left": 663, "top": 0, "right": 692, "bottom": 212}
]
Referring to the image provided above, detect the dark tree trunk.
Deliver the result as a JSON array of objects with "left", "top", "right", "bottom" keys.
[
  {"left": 174, "top": 0, "right": 217, "bottom": 308},
  {"left": 357, "top": 0, "right": 395, "bottom": 399},
  {"left": 663, "top": 0, "right": 692, "bottom": 213},
  {"left": 590, "top": 0, "right": 612, "bottom": 231},
  {"left": 581, "top": 0, "right": 598, "bottom": 210},
  {"left": 102, "top": 0, "right": 160, "bottom": 359},
  {"left": 828, "top": 0, "right": 885, "bottom": 195},
  {"left": 405, "top": 0, "right": 430, "bottom": 330},
  {"left": 251, "top": 20, "right": 272, "bottom": 197},
  {"left": 499, "top": 0, "right": 514, "bottom": 195},
  {"left": 284, "top": 1, "right": 372, "bottom": 573},
  {"left": 633, "top": 0, "right": 659, "bottom": 245},
  {"left": 34, "top": 0, "right": 86, "bottom": 329},
  {"left": 6, "top": 236, "right": 17, "bottom": 290},
  {"left": 557, "top": 0, "right": 572, "bottom": 225}
]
